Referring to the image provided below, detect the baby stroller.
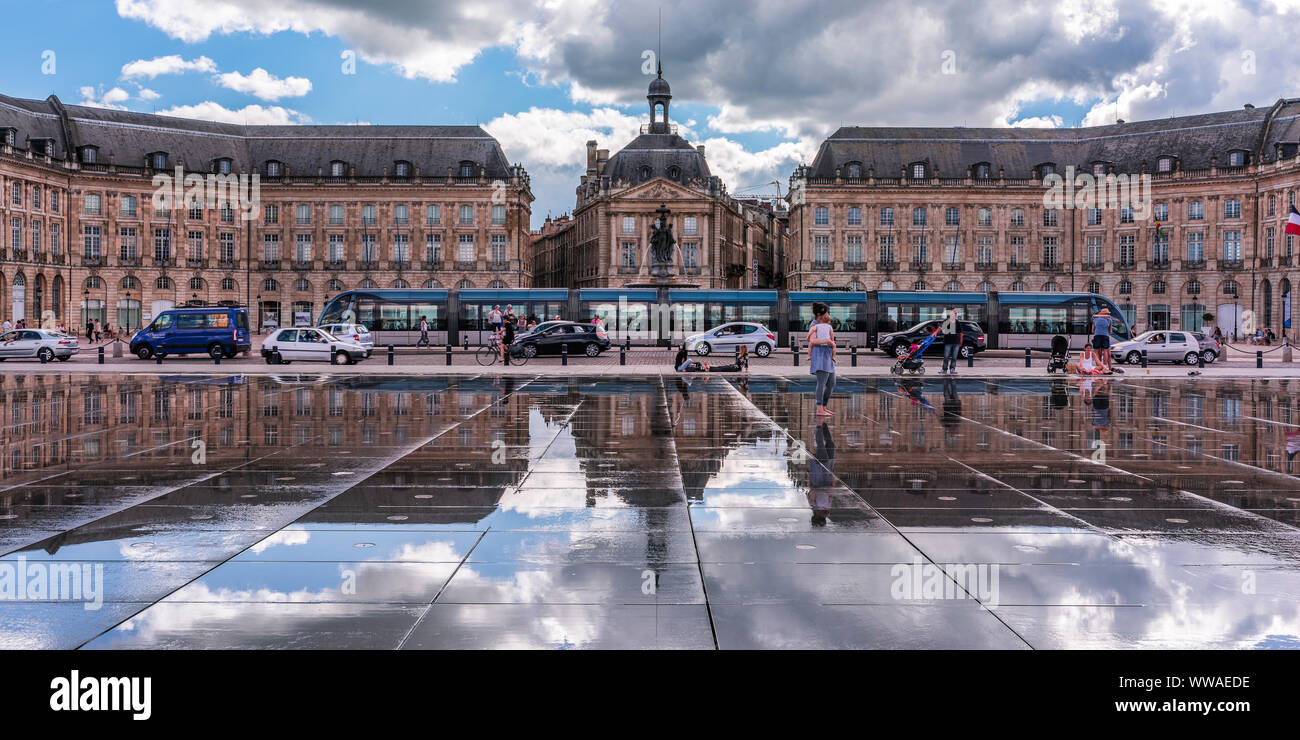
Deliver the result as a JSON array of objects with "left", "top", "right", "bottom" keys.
[
  {"left": 891, "top": 328, "right": 939, "bottom": 375},
  {"left": 1046, "top": 335, "right": 1069, "bottom": 374}
]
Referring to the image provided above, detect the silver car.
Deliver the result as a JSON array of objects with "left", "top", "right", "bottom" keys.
[
  {"left": 1113, "top": 330, "right": 1203, "bottom": 365},
  {"left": 0, "top": 329, "right": 80, "bottom": 362},
  {"left": 262, "top": 327, "right": 368, "bottom": 365},
  {"left": 684, "top": 322, "right": 777, "bottom": 357},
  {"left": 318, "top": 323, "right": 374, "bottom": 356}
]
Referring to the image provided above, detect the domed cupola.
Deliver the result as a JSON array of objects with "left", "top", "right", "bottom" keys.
[{"left": 647, "top": 62, "right": 672, "bottom": 134}]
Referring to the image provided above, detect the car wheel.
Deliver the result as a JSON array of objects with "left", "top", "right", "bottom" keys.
[
  {"left": 522, "top": 343, "right": 538, "bottom": 358},
  {"left": 264, "top": 354, "right": 275, "bottom": 365},
  {"left": 207, "top": 343, "right": 225, "bottom": 359},
  {"left": 37, "top": 347, "right": 54, "bottom": 362},
  {"left": 136, "top": 345, "right": 153, "bottom": 360},
  {"left": 695, "top": 342, "right": 711, "bottom": 356},
  {"left": 1184, "top": 352, "right": 1200, "bottom": 366},
  {"left": 332, "top": 351, "right": 346, "bottom": 365},
  {"left": 892, "top": 343, "right": 910, "bottom": 359},
  {"left": 754, "top": 342, "right": 771, "bottom": 357},
  {"left": 959, "top": 344, "right": 975, "bottom": 359},
  {"left": 1125, "top": 351, "right": 1142, "bottom": 365},
  {"left": 585, "top": 342, "right": 600, "bottom": 357},
  {"left": 270, "top": 351, "right": 284, "bottom": 365},
  {"left": 56, "top": 355, "right": 70, "bottom": 362},
  {"left": 1201, "top": 350, "right": 1217, "bottom": 365}
]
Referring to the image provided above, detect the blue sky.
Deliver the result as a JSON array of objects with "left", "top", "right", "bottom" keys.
[{"left": 3, "top": 0, "right": 1298, "bottom": 226}]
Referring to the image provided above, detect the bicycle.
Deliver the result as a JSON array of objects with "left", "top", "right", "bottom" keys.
[{"left": 475, "top": 339, "right": 529, "bottom": 366}]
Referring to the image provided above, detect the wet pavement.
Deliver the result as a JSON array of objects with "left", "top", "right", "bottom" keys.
[{"left": 3, "top": 371, "right": 1300, "bottom": 649}]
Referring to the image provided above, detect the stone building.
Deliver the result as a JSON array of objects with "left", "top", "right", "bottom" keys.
[
  {"left": 788, "top": 98, "right": 1300, "bottom": 335},
  {"left": 535, "top": 66, "right": 783, "bottom": 289},
  {"left": 0, "top": 93, "right": 533, "bottom": 331}
]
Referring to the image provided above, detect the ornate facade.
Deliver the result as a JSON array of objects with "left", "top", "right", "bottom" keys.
[
  {"left": 788, "top": 99, "right": 1300, "bottom": 334},
  {"left": 0, "top": 93, "right": 533, "bottom": 331}
]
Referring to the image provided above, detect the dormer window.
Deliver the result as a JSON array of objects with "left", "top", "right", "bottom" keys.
[
  {"left": 1157, "top": 156, "right": 1174, "bottom": 173},
  {"left": 1227, "top": 150, "right": 1248, "bottom": 167},
  {"left": 394, "top": 160, "right": 411, "bottom": 178},
  {"left": 30, "top": 138, "right": 55, "bottom": 156},
  {"left": 1036, "top": 162, "right": 1056, "bottom": 178},
  {"left": 150, "top": 152, "right": 168, "bottom": 170},
  {"left": 667, "top": 165, "right": 681, "bottom": 180},
  {"left": 2, "top": 128, "right": 14, "bottom": 147},
  {"left": 265, "top": 160, "right": 282, "bottom": 177},
  {"left": 910, "top": 162, "right": 926, "bottom": 180},
  {"left": 639, "top": 165, "right": 652, "bottom": 180},
  {"left": 1091, "top": 162, "right": 1108, "bottom": 176},
  {"left": 972, "top": 162, "right": 991, "bottom": 179},
  {"left": 80, "top": 146, "right": 98, "bottom": 164},
  {"left": 458, "top": 161, "right": 477, "bottom": 178},
  {"left": 214, "top": 158, "right": 232, "bottom": 175},
  {"left": 846, "top": 162, "right": 863, "bottom": 179},
  {"left": 330, "top": 161, "right": 346, "bottom": 178}
]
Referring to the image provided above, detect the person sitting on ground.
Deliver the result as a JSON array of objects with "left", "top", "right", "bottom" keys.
[
  {"left": 1067, "top": 344, "right": 1107, "bottom": 375},
  {"left": 674, "top": 345, "right": 708, "bottom": 372}
]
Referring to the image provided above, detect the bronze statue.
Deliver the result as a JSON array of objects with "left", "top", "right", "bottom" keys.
[{"left": 649, "top": 203, "right": 676, "bottom": 264}]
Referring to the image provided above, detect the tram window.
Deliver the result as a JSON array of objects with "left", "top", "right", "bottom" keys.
[
  {"left": 410, "top": 304, "right": 443, "bottom": 330},
  {"left": 459, "top": 304, "right": 482, "bottom": 330},
  {"left": 1068, "top": 302, "right": 1091, "bottom": 334},
  {"left": 1005, "top": 306, "right": 1035, "bottom": 334},
  {"left": 355, "top": 298, "right": 379, "bottom": 330},
  {"left": 380, "top": 304, "right": 410, "bottom": 331},
  {"left": 742, "top": 306, "right": 772, "bottom": 325},
  {"left": 675, "top": 303, "right": 705, "bottom": 334},
  {"left": 1037, "top": 307, "right": 1066, "bottom": 334}
]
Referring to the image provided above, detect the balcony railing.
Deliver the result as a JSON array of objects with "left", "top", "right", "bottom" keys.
[
  {"left": 359, "top": 260, "right": 379, "bottom": 271},
  {"left": 119, "top": 256, "right": 140, "bottom": 267},
  {"left": 218, "top": 260, "right": 239, "bottom": 269},
  {"left": 293, "top": 260, "right": 314, "bottom": 271},
  {"left": 1081, "top": 262, "right": 1104, "bottom": 271},
  {"left": 152, "top": 257, "right": 175, "bottom": 268},
  {"left": 12, "top": 249, "right": 27, "bottom": 261},
  {"left": 1148, "top": 259, "right": 1170, "bottom": 270},
  {"left": 1008, "top": 260, "right": 1030, "bottom": 271},
  {"left": 389, "top": 261, "right": 410, "bottom": 271},
  {"left": 975, "top": 262, "right": 997, "bottom": 272},
  {"left": 422, "top": 260, "right": 441, "bottom": 271},
  {"left": 1281, "top": 256, "right": 1294, "bottom": 267},
  {"left": 489, "top": 261, "right": 510, "bottom": 271},
  {"left": 812, "top": 261, "right": 833, "bottom": 270},
  {"left": 82, "top": 255, "right": 103, "bottom": 267},
  {"left": 910, "top": 261, "right": 931, "bottom": 272},
  {"left": 844, "top": 261, "right": 867, "bottom": 270},
  {"left": 1039, "top": 262, "right": 1065, "bottom": 272},
  {"left": 877, "top": 261, "right": 899, "bottom": 271},
  {"left": 32, "top": 252, "right": 47, "bottom": 264},
  {"left": 187, "top": 258, "right": 206, "bottom": 269},
  {"left": 1258, "top": 257, "right": 1273, "bottom": 268},
  {"left": 682, "top": 265, "right": 701, "bottom": 275},
  {"left": 259, "top": 259, "right": 281, "bottom": 270},
  {"left": 326, "top": 260, "right": 346, "bottom": 271},
  {"left": 1219, "top": 259, "right": 1244, "bottom": 270},
  {"left": 49, "top": 253, "right": 66, "bottom": 265},
  {"left": 1118, "top": 260, "right": 1136, "bottom": 270},
  {"left": 942, "top": 262, "right": 965, "bottom": 271},
  {"left": 1182, "top": 259, "right": 1205, "bottom": 270},
  {"left": 455, "top": 261, "right": 476, "bottom": 271},
  {"left": 617, "top": 265, "right": 639, "bottom": 274}
]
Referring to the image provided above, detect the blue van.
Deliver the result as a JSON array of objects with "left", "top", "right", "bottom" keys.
[{"left": 130, "top": 306, "right": 252, "bottom": 360}]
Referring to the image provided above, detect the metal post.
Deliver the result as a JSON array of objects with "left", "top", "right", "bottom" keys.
[
  {"left": 620, "top": 345, "right": 626, "bottom": 365},
  {"left": 388, "top": 345, "right": 394, "bottom": 366},
  {"left": 562, "top": 343, "right": 568, "bottom": 366},
  {"left": 40, "top": 351, "right": 48, "bottom": 364},
  {"left": 851, "top": 346, "right": 858, "bottom": 367},
  {"left": 1141, "top": 349, "right": 1148, "bottom": 368},
  {"left": 1257, "top": 350, "right": 1263, "bottom": 369},
  {"left": 1198, "top": 351, "right": 1204, "bottom": 370},
  {"left": 214, "top": 351, "right": 220, "bottom": 366},
  {"left": 156, "top": 352, "right": 162, "bottom": 365},
  {"left": 97, "top": 346, "right": 104, "bottom": 365},
  {"left": 445, "top": 344, "right": 452, "bottom": 366},
  {"left": 793, "top": 343, "right": 800, "bottom": 367},
  {"left": 967, "top": 349, "right": 974, "bottom": 368},
  {"left": 1024, "top": 347, "right": 1031, "bottom": 367}
]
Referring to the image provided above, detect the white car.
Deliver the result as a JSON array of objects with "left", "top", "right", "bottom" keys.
[
  {"left": 684, "top": 322, "right": 777, "bottom": 357},
  {"left": 0, "top": 329, "right": 80, "bottom": 362},
  {"left": 1113, "top": 330, "right": 1204, "bottom": 365},
  {"left": 261, "top": 327, "right": 368, "bottom": 365},
  {"left": 318, "top": 323, "right": 374, "bottom": 356}
]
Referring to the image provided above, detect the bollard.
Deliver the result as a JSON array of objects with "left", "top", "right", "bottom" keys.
[
  {"left": 98, "top": 346, "right": 104, "bottom": 365},
  {"left": 793, "top": 343, "right": 800, "bottom": 367},
  {"left": 40, "top": 350, "right": 48, "bottom": 364},
  {"left": 1198, "top": 351, "right": 1204, "bottom": 370},
  {"left": 156, "top": 352, "right": 162, "bottom": 365},
  {"left": 214, "top": 351, "right": 221, "bottom": 366},
  {"left": 445, "top": 344, "right": 452, "bottom": 366},
  {"left": 388, "top": 345, "right": 395, "bottom": 366},
  {"left": 851, "top": 346, "right": 858, "bottom": 367},
  {"left": 1257, "top": 350, "right": 1263, "bottom": 369},
  {"left": 1141, "top": 349, "right": 1148, "bottom": 369},
  {"left": 1285, "top": 338, "right": 1293, "bottom": 363},
  {"left": 625, "top": 336, "right": 630, "bottom": 351},
  {"left": 1024, "top": 347, "right": 1031, "bottom": 368},
  {"left": 561, "top": 343, "right": 568, "bottom": 366},
  {"left": 967, "top": 349, "right": 974, "bottom": 368},
  {"left": 620, "top": 345, "right": 626, "bottom": 365}
]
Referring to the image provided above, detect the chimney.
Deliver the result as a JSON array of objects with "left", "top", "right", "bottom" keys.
[
  {"left": 596, "top": 149, "right": 609, "bottom": 174},
  {"left": 696, "top": 144, "right": 706, "bottom": 159},
  {"left": 1116, "top": 119, "right": 1125, "bottom": 124},
  {"left": 1244, "top": 103, "right": 1255, "bottom": 110},
  {"left": 586, "top": 140, "right": 597, "bottom": 174}
]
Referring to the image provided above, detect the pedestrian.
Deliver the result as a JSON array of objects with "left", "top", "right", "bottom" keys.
[
  {"left": 416, "top": 314, "right": 430, "bottom": 347},
  {"left": 489, "top": 304, "right": 502, "bottom": 331},
  {"left": 808, "top": 302, "right": 836, "bottom": 417},
  {"left": 93, "top": 319, "right": 101, "bottom": 343},
  {"left": 500, "top": 309, "right": 516, "bottom": 363},
  {"left": 503, "top": 304, "right": 516, "bottom": 328},
  {"left": 1, "top": 318, "right": 10, "bottom": 332},
  {"left": 1091, "top": 308, "right": 1114, "bottom": 371},
  {"left": 85, "top": 320, "right": 94, "bottom": 342},
  {"left": 939, "top": 306, "right": 960, "bottom": 375}
]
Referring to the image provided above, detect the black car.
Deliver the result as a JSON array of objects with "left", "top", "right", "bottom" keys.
[
  {"left": 876, "top": 319, "right": 987, "bottom": 360},
  {"left": 511, "top": 321, "right": 611, "bottom": 357}
]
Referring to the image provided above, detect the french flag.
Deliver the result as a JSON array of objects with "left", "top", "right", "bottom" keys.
[{"left": 1289, "top": 205, "right": 1300, "bottom": 236}]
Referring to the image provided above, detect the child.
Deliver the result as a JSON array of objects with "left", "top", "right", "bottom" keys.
[{"left": 814, "top": 313, "right": 836, "bottom": 363}]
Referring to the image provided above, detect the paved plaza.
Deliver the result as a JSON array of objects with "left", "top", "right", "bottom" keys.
[{"left": 2, "top": 371, "right": 1300, "bottom": 649}]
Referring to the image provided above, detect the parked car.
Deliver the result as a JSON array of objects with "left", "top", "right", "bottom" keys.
[
  {"left": 131, "top": 306, "right": 252, "bottom": 360},
  {"left": 510, "top": 321, "right": 610, "bottom": 358},
  {"left": 1113, "top": 330, "right": 1203, "bottom": 365},
  {"left": 261, "top": 327, "right": 368, "bottom": 365},
  {"left": 684, "top": 322, "right": 777, "bottom": 357},
  {"left": 1189, "top": 331, "right": 1221, "bottom": 364},
  {"left": 0, "top": 329, "right": 80, "bottom": 362},
  {"left": 876, "top": 319, "right": 987, "bottom": 360},
  {"left": 318, "top": 323, "right": 374, "bottom": 357}
]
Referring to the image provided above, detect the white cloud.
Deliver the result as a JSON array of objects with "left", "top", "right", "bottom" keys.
[
  {"left": 120, "top": 54, "right": 217, "bottom": 79},
  {"left": 1009, "top": 115, "right": 1065, "bottom": 128},
  {"left": 214, "top": 68, "right": 312, "bottom": 101},
  {"left": 153, "top": 101, "right": 310, "bottom": 125},
  {"left": 486, "top": 106, "right": 646, "bottom": 170},
  {"left": 78, "top": 86, "right": 131, "bottom": 110},
  {"left": 136, "top": 87, "right": 162, "bottom": 101}
]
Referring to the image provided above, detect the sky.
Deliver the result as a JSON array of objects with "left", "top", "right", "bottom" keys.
[{"left": 2, "top": 0, "right": 1299, "bottom": 227}]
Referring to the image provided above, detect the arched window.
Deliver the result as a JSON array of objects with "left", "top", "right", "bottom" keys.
[
  {"left": 263, "top": 278, "right": 278, "bottom": 292},
  {"left": 880, "top": 280, "right": 895, "bottom": 290},
  {"left": 220, "top": 278, "right": 236, "bottom": 291},
  {"left": 423, "top": 279, "right": 441, "bottom": 289},
  {"left": 972, "top": 162, "right": 991, "bottom": 179},
  {"left": 1010, "top": 280, "right": 1025, "bottom": 291},
  {"left": 1043, "top": 282, "right": 1060, "bottom": 292},
  {"left": 393, "top": 160, "right": 411, "bottom": 178},
  {"left": 976, "top": 281, "right": 994, "bottom": 292},
  {"left": 1186, "top": 279, "right": 1201, "bottom": 295},
  {"left": 1118, "top": 280, "right": 1132, "bottom": 295},
  {"left": 457, "top": 279, "right": 473, "bottom": 288},
  {"left": 189, "top": 277, "right": 204, "bottom": 290},
  {"left": 489, "top": 280, "right": 506, "bottom": 289},
  {"left": 666, "top": 165, "right": 680, "bottom": 180},
  {"left": 846, "top": 162, "right": 863, "bottom": 179},
  {"left": 156, "top": 276, "right": 172, "bottom": 290},
  {"left": 359, "top": 279, "right": 377, "bottom": 289},
  {"left": 1157, "top": 156, "right": 1174, "bottom": 173},
  {"left": 330, "top": 160, "right": 346, "bottom": 178},
  {"left": 392, "top": 278, "right": 409, "bottom": 288},
  {"left": 1036, "top": 162, "right": 1056, "bottom": 178},
  {"left": 295, "top": 278, "right": 311, "bottom": 291},
  {"left": 639, "top": 165, "right": 652, "bottom": 180},
  {"left": 910, "top": 162, "right": 926, "bottom": 180},
  {"left": 945, "top": 280, "right": 961, "bottom": 291},
  {"left": 265, "top": 160, "right": 282, "bottom": 177},
  {"left": 1223, "top": 280, "right": 1239, "bottom": 295},
  {"left": 1152, "top": 280, "right": 1167, "bottom": 295},
  {"left": 327, "top": 279, "right": 344, "bottom": 292},
  {"left": 847, "top": 281, "right": 863, "bottom": 291},
  {"left": 121, "top": 276, "right": 138, "bottom": 290},
  {"left": 458, "top": 161, "right": 476, "bottom": 178},
  {"left": 1086, "top": 280, "right": 1100, "bottom": 294},
  {"left": 912, "top": 280, "right": 927, "bottom": 290},
  {"left": 86, "top": 276, "right": 102, "bottom": 289}
]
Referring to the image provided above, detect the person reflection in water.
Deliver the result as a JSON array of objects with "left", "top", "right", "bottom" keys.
[
  {"left": 1286, "top": 430, "right": 1300, "bottom": 474},
  {"left": 940, "top": 377, "right": 961, "bottom": 448},
  {"left": 808, "top": 422, "right": 836, "bottom": 526}
]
